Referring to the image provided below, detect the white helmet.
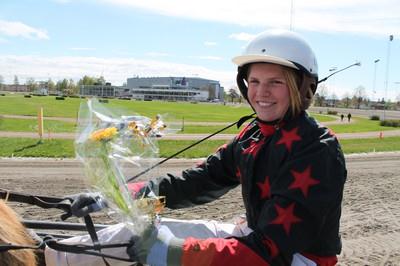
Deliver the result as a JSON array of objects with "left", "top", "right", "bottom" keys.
[{"left": 233, "top": 29, "right": 318, "bottom": 110}]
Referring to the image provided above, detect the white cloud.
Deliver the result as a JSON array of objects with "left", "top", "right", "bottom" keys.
[
  {"left": 0, "top": 55, "right": 235, "bottom": 89},
  {"left": 101, "top": 0, "right": 400, "bottom": 36},
  {"left": 204, "top": 41, "right": 217, "bottom": 46},
  {"left": 0, "top": 20, "right": 49, "bottom": 40}
]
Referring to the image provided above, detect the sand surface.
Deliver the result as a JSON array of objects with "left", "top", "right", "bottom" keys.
[{"left": 1, "top": 153, "right": 400, "bottom": 265}]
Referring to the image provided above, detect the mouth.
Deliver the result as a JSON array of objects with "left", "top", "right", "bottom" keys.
[{"left": 257, "top": 101, "right": 275, "bottom": 107}]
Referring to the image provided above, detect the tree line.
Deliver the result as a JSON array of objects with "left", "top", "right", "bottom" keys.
[
  {"left": 0, "top": 75, "right": 109, "bottom": 95},
  {"left": 227, "top": 83, "right": 400, "bottom": 110}
]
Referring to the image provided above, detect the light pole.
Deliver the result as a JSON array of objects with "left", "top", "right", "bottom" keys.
[
  {"left": 383, "top": 35, "right": 394, "bottom": 121},
  {"left": 372, "top": 59, "right": 380, "bottom": 102},
  {"left": 395, "top": 82, "right": 400, "bottom": 107},
  {"left": 318, "top": 61, "right": 361, "bottom": 84},
  {"left": 317, "top": 62, "right": 361, "bottom": 110},
  {"left": 328, "top": 67, "right": 337, "bottom": 103}
]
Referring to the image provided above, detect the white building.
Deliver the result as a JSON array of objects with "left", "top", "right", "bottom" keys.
[{"left": 125, "top": 76, "right": 223, "bottom": 101}]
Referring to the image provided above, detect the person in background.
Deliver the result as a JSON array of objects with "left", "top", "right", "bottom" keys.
[{"left": 347, "top": 113, "right": 352, "bottom": 122}]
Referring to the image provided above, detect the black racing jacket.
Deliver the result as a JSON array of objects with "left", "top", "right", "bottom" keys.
[{"left": 148, "top": 112, "right": 347, "bottom": 265}]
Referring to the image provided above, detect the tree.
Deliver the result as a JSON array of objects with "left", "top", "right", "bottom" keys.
[
  {"left": 57, "top": 79, "right": 69, "bottom": 94},
  {"left": 97, "top": 76, "right": 106, "bottom": 85},
  {"left": 78, "top": 75, "right": 97, "bottom": 86},
  {"left": 314, "top": 84, "right": 329, "bottom": 106},
  {"left": 341, "top": 92, "right": 351, "bottom": 108},
  {"left": 66, "top": 78, "right": 77, "bottom": 95},
  {"left": 329, "top": 93, "right": 338, "bottom": 107},
  {"left": 228, "top": 87, "right": 240, "bottom": 103},
  {"left": 353, "top": 85, "right": 367, "bottom": 109},
  {"left": 396, "top": 93, "right": 400, "bottom": 108},
  {"left": 13, "top": 75, "right": 19, "bottom": 85},
  {"left": 0, "top": 75, "right": 4, "bottom": 90},
  {"left": 26, "top": 77, "right": 37, "bottom": 92},
  {"left": 47, "top": 78, "right": 56, "bottom": 92}
]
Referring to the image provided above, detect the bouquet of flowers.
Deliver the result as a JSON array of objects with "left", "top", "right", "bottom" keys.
[{"left": 75, "top": 98, "right": 177, "bottom": 234}]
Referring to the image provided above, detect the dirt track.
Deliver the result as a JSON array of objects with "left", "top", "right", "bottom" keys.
[{"left": 1, "top": 153, "right": 400, "bottom": 265}]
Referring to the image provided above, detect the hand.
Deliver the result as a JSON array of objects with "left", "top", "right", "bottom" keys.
[
  {"left": 65, "top": 192, "right": 107, "bottom": 217},
  {"left": 127, "top": 181, "right": 155, "bottom": 199},
  {"left": 127, "top": 225, "right": 184, "bottom": 266}
]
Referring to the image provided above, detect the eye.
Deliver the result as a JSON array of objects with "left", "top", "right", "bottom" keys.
[
  {"left": 271, "top": 79, "right": 285, "bottom": 85},
  {"left": 248, "top": 79, "right": 259, "bottom": 85}
]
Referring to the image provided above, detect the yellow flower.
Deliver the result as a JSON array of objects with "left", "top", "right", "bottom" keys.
[{"left": 90, "top": 127, "right": 118, "bottom": 141}]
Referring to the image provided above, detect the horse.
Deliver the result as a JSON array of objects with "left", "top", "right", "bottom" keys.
[{"left": 0, "top": 199, "right": 37, "bottom": 266}]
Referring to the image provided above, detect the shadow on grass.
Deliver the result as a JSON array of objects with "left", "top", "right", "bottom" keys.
[{"left": 14, "top": 140, "right": 44, "bottom": 152}]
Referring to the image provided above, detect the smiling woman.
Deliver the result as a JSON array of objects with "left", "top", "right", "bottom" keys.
[{"left": 112, "top": 29, "right": 347, "bottom": 266}]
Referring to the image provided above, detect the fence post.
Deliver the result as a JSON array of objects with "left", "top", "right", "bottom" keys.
[{"left": 38, "top": 107, "right": 44, "bottom": 140}]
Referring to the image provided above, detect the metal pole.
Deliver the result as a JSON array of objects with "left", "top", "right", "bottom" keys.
[
  {"left": 373, "top": 59, "right": 380, "bottom": 102},
  {"left": 318, "top": 62, "right": 361, "bottom": 84},
  {"left": 383, "top": 35, "right": 393, "bottom": 121}
]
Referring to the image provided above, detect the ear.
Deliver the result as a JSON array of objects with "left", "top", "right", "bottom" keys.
[{"left": 299, "top": 75, "right": 316, "bottom": 110}]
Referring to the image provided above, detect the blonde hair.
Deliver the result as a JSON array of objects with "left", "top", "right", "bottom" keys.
[
  {"left": 281, "top": 67, "right": 302, "bottom": 117},
  {"left": 0, "top": 200, "right": 37, "bottom": 266}
]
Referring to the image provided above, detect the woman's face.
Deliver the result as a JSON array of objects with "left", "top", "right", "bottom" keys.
[{"left": 247, "top": 63, "right": 290, "bottom": 122}]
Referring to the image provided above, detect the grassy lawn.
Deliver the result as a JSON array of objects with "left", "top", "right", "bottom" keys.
[
  {"left": 339, "top": 136, "right": 400, "bottom": 154},
  {"left": 328, "top": 117, "right": 396, "bottom": 133},
  {"left": 0, "top": 114, "right": 396, "bottom": 134},
  {"left": 0, "top": 95, "right": 84, "bottom": 118},
  {"left": 1, "top": 94, "right": 399, "bottom": 158},
  {"left": 0, "top": 138, "right": 75, "bottom": 158},
  {"left": 0, "top": 94, "right": 253, "bottom": 122},
  {"left": 1, "top": 137, "right": 399, "bottom": 158},
  {"left": 0, "top": 117, "right": 76, "bottom": 132},
  {"left": 0, "top": 94, "right": 338, "bottom": 123},
  {"left": 310, "top": 113, "right": 336, "bottom": 122}
]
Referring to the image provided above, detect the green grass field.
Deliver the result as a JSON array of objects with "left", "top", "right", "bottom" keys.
[
  {"left": 1, "top": 94, "right": 400, "bottom": 157},
  {"left": 0, "top": 115, "right": 391, "bottom": 134},
  {"left": 0, "top": 118, "right": 76, "bottom": 132},
  {"left": 0, "top": 94, "right": 337, "bottom": 123},
  {"left": 0, "top": 94, "right": 253, "bottom": 121},
  {"left": 1, "top": 137, "right": 399, "bottom": 158},
  {"left": 328, "top": 117, "right": 395, "bottom": 133}
]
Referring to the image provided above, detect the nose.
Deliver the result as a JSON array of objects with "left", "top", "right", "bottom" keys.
[{"left": 258, "top": 82, "right": 272, "bottom": 96}]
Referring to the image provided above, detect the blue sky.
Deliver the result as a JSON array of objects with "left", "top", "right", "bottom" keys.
[{"left": 0, "top": 0, "right": 399, "bottom": 101}]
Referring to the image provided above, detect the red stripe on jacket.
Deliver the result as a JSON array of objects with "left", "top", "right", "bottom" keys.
[{"left": 182, "top": 237, "right": 269, "bottom": 266}]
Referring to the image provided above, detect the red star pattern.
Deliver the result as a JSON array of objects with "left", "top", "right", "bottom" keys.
[
  {"left": 257, "top": 176, "right": 271, "bottom": 199},
  {"left": 259, "top": 123, "right": 276, "bottom": 137},
  {"left": 289, "top": 165, "right": 320, "bottom": 198},
  {"left": 270, "top": 203, "right": 302, "bottom": 235},
  {"left": 242, "top": 139, "right": 265, "bottom": 158},
  {"left": 261, "top": 237, "right": 279, "bottom": 257},
  {"left": 275, "top": 127, "right": 301, "bottom": 152}
]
